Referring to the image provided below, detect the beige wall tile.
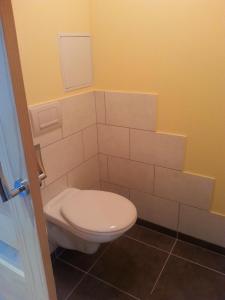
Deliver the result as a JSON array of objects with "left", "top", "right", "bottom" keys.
[
  {"left": 108, "top": 157, "right": 154, "bottom": 193},
  {"left": 130, "top": 129, "right": 186, "bottom": 170},
  {"left": 179, "top": 205, "right": 225, "bottom": 247},
  {"left": 130, "top": 190, "right": 179, "bottom": 230},
  {"left": 62, "top": 92, "right": 96, "bottom": 137},
  {"left": 33, "top": 128, "right": 63, "bottom": 148},
  {"left": 99, "top": 154, "right": 108, "bottom": 181},
  {"left": 42, "top": 132, "right": 84, "bottom": 184},
  {"left": 41, "top": 176, "right": 68, "bottom": 205},
  {"left": 95, "top": 91, "right": 106, "bottom": 123},
  {"left": 83, "top": 125, "right": 98, "bottom": 160},
  {"left": 98, "top": 124, "right": 130, "bottom": 158},
  {"left": 105, "top": 91, "right": 157, "bottom": 130},
  {"left": 68, "top": 156, "right": 100, "bottom": 190},
  {"left": 101, "top": 181, "right": 130, "bottom": 199},
  {"left": 155, "top": 167, "right": 215, "bottom": 210}
]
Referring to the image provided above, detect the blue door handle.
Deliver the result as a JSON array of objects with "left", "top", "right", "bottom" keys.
[{"left": 0, "top": 162, "right": 29, "bottom": 202}]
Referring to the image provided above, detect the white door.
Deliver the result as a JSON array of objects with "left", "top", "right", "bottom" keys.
[{"left": 0, "top": 18, "right": 54, "bottom": 300}]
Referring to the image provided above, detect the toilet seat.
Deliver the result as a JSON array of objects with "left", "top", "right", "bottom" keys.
[
  {"left": 44, "top": 188, "right": 137, "bottom": 243},
  {"left": 61, "top": 189, "right": 137, "bottom": 235}
]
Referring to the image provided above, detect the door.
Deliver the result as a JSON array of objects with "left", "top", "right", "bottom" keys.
[{"left": 0, "top": 2, "right": 57, "bottom": 300}]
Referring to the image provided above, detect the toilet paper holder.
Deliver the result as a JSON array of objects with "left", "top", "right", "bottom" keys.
[{"left": 34, "top": 144, "right": 47, "bottom": 185}]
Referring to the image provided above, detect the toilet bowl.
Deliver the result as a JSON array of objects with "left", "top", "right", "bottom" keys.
[{"left": 44, "top": 188, "right": 137, "bottom": 254}]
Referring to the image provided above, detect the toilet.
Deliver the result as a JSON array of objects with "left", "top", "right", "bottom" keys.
[{"left": 44, "top": 188, "right": 137, "bottom": 254}]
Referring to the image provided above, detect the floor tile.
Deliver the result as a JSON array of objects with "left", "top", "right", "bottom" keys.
[
  {"left": 126, "top": 224, "right": 175, "bottom": 252},
  {"left": 67, "top": 275, "right": 135, "bottom": 300},
  {"left": 59, "top": 243, "right": 108, "bottom": 271},
  {"left": 90, "top": 236, "right": 168, "bottom": 299},
  {"left": 151, "top": 256, "right": 225, "bottom": 300},
  {"left": 52, "top": 259, "right": 84, "bottom": 300},
  {"left": 173, "top": 240, "right": 225, "bottom": 274}
]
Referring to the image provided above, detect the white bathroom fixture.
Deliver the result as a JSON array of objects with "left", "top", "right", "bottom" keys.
[
  {"left": 29, "top": 101, "right": 62, "bottom": 137},
  {"left": 44, "top": 188, "right": 137, "bottom": 254}
]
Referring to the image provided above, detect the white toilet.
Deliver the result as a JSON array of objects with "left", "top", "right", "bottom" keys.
[{"left": 44, "top": 188, "right": 137, "bottom": 254}]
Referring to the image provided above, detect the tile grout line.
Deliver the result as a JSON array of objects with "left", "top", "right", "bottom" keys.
[
  {"left": 86, "top": 243, "right": 112, "bottom": 274},
  {"left": 57, "top": 257, "right": 87, "bottom": 274},
  {"left": 171, "top": 253, "right": 225, "bottom": 276},
  {"left": 103, "top": 91, "right": 107, "bottom": 124},
  {"left": 95, "top": 94, "right": 102, "bottom": 185},
  {"left": 106, "top": 155, "right": 110, "bottom": 182},
  {"left": 59, "top": 242, "right": 141, "bottom": 300},
  {"left": 124, "top": 235, "right": 170, "bottom": 255},
  {"left": 99, "top": 152, "right": 183, "bottom": 173},
  {"left": 58, "top": 251, "right": 140, "bottom": 300},
  {"left": 97, "top": 121, "right": 158, "bottom": 133},
  {"left": 64, "top": 272, "right": 87, "bottom": 300},
  {"left": 81, "top": 129, "right": 86, "bottom": 161},
  {"left": 58, "top": 244, "right": 112, "bottom": 300},
  {"left": 177, "top": 238, "right": 225, "bottom": 259},
  {"left": 41, "top": 122, "right": 97, "bottom": 150},
  {"left": 150, "top": 238, "right": 178, "bottom": 295},
  {"left": 88, "top": 273, "right": 140, "bottom": 300},
  {"left": 45, "top": 153, "right": 98, "bottom": 187}
]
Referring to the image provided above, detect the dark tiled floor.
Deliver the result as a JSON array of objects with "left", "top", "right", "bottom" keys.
[
  {"left": 60, "top": 243, "right": 108, "bottom": 271},
  {"left": 67, "top": 275, "right": 135, "bottom": 300},
  {"left": 151, "top": 256, "right": 225, "bottom": 300},
  {"left": 52, "top": 259, "right": 84, "bottom": 300},
  {"left": 173, "top": 240, "right": 225, "bottom": 274},
  {"left": 52, "top": 224, "right": 225, "bottom": 300},
  {"left": 126, "top": 223, "right": 175, "bottom": 252},
  {"left": 90, "top": 236, "right": 168, "bottom": 299}
]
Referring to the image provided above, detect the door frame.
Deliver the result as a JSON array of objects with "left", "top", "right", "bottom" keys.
[{"left": 0, "top": 1, "right": 57, "bottom": 299}]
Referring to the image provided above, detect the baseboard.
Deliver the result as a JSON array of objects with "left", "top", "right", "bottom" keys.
[
  {"left": 178, "top": 232, "right": 225, "bottom": 256},
  {"left": 136, "top": 218, "right": 177, "bottom": 238},
  {"left": 137, "top": 218, "right": 225, "bottom": 255}
]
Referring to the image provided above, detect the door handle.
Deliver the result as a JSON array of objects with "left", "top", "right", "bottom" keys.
[{"left": 0, "top": 162, "right": 29, "bottom": 202}]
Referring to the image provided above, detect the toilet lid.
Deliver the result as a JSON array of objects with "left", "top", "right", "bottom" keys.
[{"left": 60, "top": 190, "right": 137, "bottom": 234}]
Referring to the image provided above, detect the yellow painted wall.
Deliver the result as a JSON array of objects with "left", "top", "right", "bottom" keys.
[
  {"left": 90, "top": 0, "right": 225, "bottom": 214},
  {"left": 11, "top": 0, "right": 225, "bottom": 213},
  {"left": 11, "top": 0, "right": 92, "bottom": 104}
]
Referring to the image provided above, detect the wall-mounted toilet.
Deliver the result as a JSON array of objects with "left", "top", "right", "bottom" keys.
[{"left": 44, "top": 188, "right": 137, "bottom": 254}]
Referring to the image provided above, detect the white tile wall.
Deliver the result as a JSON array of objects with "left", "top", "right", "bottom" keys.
[
  {"left": 83, "top": 125, "right": 98, "bottom": 160},
  {"left": 29, "top": 90, "right": 223, "bottom": 247},
  {"left": 105, "top": 91, "right": 157, "bottom": 130},
  {"left": 41, "top": 132, "right": 84, "bottom": 184},
  {"left": 179, "top": 205, "right": 225, "bottom": 247},
  {"left": 99, "top": 154, "right": 108, "bottom": 181},
  {"left": 130, "top": 129, "right": 186, "bottom": 170},
  {"left": 62, "top": 92, "right": 96, "bottom": 137},
  {"left": 98, "top": 124, "right": 130, "bottom": 158},
  {"left": 68, "top": 156, "right": 100, "bottom": 190},
  {"left": 154, "top": 167, "right": 215, "bottom": 210},
  {"left": 95, "top": 91, "right": 106, "bottom": 123},
  {"left": 41, "top": 176, "right": 68, "bottom": 205},
  {"left": 101, "top": 181, "right": 130, "bottom": 199},
  {"left": 130, "top": 190, "right": 179, "bottom": 230},
  {"left": 108, "top": 156, "right": 154, "bottom": 193},
  {"left": 33, "top": 128, "right": 63, "bottom": 148}
]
